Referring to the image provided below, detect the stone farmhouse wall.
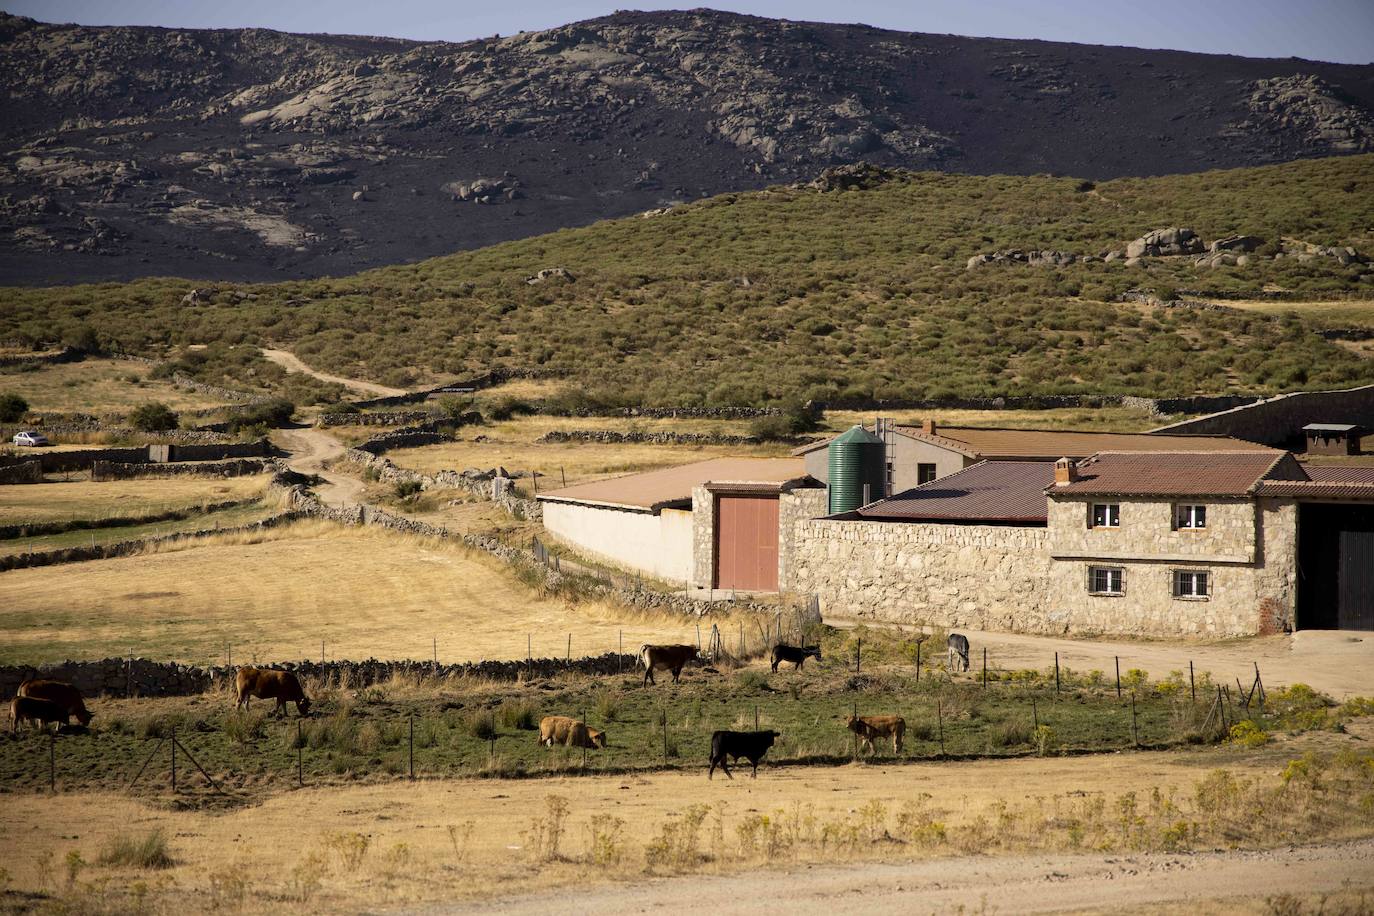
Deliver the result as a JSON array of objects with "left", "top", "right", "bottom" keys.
[
  {"left": 1153, "top": 384, "right": 1374, "bottom": 446},
  {"left": 1044, "top": 496, "right": 1296, "bottom": 637},
  {"left": 788, "top": 518, "right": 1052, "bottom": 631}
]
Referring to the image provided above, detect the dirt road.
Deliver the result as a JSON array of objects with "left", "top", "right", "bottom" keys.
[
  {"left": 832, "top": 617, "right": 1374, "bottom": 700},
  {"left": 271, "top": 424, "right": 365, "bottom": 508},
  {"left": 260, "top": 347, "right": 407, "bottom": 398},
  {"left": 438, "top": 839, "right": 1374, "bottom": 915}
]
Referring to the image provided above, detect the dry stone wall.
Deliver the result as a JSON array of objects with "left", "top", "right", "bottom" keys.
[
  {"left": 91, "top": 457, "right": 276, "bottom": 480},
  {"left": 0, "top": 459, "right": 42, "bottom": 484}
]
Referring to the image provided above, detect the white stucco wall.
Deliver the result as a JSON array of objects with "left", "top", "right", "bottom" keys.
[{"left": 541, "top": 501, "right": 695, "bottom": 584}]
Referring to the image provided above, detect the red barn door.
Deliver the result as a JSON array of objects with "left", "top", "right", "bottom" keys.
[{"left": 714, "top": 494, "right": 780, "bottom": 592}]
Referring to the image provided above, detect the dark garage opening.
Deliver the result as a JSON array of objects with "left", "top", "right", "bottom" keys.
[{"left": 1298, "top": 503, "right": 1374, "bottom": 631}]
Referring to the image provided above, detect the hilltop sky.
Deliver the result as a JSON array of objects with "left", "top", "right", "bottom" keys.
[{"left": 4, "top": 0, "right": 1374, "bottom": 64}]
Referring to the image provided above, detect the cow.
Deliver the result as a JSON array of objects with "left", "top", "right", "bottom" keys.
[
  {"left": 947, "top": 633, "right": 970, "bottom": 673},
  {"left": 708, "top": 729, "right": 778, "bottom": 780},
  {"left": 234, "top": 667, "right": 311, "bottom": 717},
  {"left": 637, "top": 644, "right": 697, "bottom": 686},
  {"left": 846, "top": 714, "right": 905, "bottom": 755},
  {"left": 538, "top": 715, "right": 607, "bottom": 749},
  {"left": 17, "top": 679, "right": 92, "bottom": 726},
  {"left": 9, "top": 696, "right": 70, "bottom": 733},
  {"left": 770, "top": 643, "right": 822, "bottom": 673}
]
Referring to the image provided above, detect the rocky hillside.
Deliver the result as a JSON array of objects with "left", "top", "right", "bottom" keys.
[
  {"left": 4, "top": 156, "right": 1372, "bottom": 403},
  {"left": 2, "top": 9, "right": 1373, "bottom": 284}
]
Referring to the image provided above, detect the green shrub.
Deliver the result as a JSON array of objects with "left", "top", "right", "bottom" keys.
[
  {"left": 393, "top": 479, "right": 424, "bottom": 499},
  {"left": 128, "top": 401, "right": 179, "bottom": 432},
  {"left": 466, "top": 709, "right": 497, "bottom": 740},
  {"left": 0, "top": 393, "right": 27, "bottom": 423},
  {"left": 498, "top": 699, "right": 538, "bottom": 731}
]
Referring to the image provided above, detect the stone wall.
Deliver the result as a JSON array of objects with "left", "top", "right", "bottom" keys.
[
  {"left": 537, "top": 429, "right": 763, "bottom": 446},
  {"left": 1043, "top": 496, "right": 1297, "bottom": 637},
  {"left": 778, "top": 488, "right": 829, "bottom": 592},
  {"left": 0, "top": 497, "right": 258, "bottom": 541},
  {"left": 339, "top": 447, "right": 543, "bottom": 520},
  {"left": 317, "top": 410, "right": 437, "bottom": 428},
  {"left": 91, "top": 457, "right": 275, "bottom": 481},
  {"left": 0, "top": 346, "right": 80, "bottom": 368},
  {"left": 789, "top": 518, "right": 1051, "bottom": 630},
  {"left": 0, "top": 459, "right": 42, "bottom": 484},
  {"left": 1152, "top": 384, "right": 1374, "bottom": 446}
]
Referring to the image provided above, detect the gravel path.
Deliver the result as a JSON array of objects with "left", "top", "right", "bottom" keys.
[
  {"left": 260, "top": 347, "right": 407, "bottom": 397},
  {"left": 427, "top": 838, "right": 1374, "bottom": 915}
]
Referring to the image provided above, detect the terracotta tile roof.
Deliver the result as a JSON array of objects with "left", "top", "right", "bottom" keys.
[
  {"left": 1301, "top": 465, "right": 1374, "bottom": 484},
  {"left": 1050, "top": 451, "right": 1294, "bottom": 498},
  {"left": 854, "top": 460, "right": 1054, "bottom": 523},
  {"left": 536, "top": 457, "right": 811, "bottom": 513},
  {"left": 1253, "top": 480, "right": 1374, "bottom": 499},
  {"left": 894, "top": 426, "right": 1275, "bottom": 460}
]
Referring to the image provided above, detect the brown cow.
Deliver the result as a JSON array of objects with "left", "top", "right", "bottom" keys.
[
  {"left": 234, "top": 667, "right": 311, "bottom": 717},
  {"left": 537, "top": 715, "right": 606, "bottom": 749},
  {"left": 845, "top": 714, "right": 905, "bottom": 755},
  {"left": 10, "top": 696, "right": 70, "bottom": 733},
  {"left": 638, "top": 644, "right": 697, "bottom": 686},
  {"left": 17, "top": 679, "right": 92, "bottom": 726}
]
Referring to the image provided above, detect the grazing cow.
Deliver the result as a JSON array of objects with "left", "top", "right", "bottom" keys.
[
  {"left": 845, "top": 715, "right": 906, "bottom": 755},
  {"left": 708, "top": 729, "right": 778, "bottom": 779},
  {"left": 637, "top": 644, "right": 697, "bottom": 686},
  {"left": 947, "top": 633, "right": 970, "bottom": 673},
  {"left": 234, "top": 667, "right": 311, "bottom": 717},
  {"left": 17, "top": 679, "right": 92, "bottom": 726},
  {"left": 9, "top": 696, "right": 70, "bottom": 733},
  {"left": 770, "top": 644, "right": 822, "bottom": 673},
  {"left": 538, "top": 715, "right": 607, "bottom": 749}
]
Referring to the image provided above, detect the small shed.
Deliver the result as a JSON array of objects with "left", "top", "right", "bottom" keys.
[{"left": 1304, "top": 424, "right": 1363, "bottom": 457}]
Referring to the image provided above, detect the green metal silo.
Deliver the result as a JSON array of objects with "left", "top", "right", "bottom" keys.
[{"left": 828, "top": 425, "right": 886, "bottom": 514}]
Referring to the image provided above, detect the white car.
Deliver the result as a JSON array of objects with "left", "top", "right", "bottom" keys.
[{"left": 11, "top": 431, "right": 49, "bottom": 447}]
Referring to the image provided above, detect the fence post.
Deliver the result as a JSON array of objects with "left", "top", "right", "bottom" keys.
[
  {"left": 170, "top": 725, "right": 177, "bottom": 793},
  {"left": 297, "top": 721, "right": 303, "bottom": 788},
  {"left": 433, "top": 637, "right": 438, "bottom": 667},
  {"left": 661, "top": 708, "right": 669, "bottom": 767},
  {"left": 1032, "top": 696, "right": 1038, "bottom": 730},
  {"left": 856, "top": 637, "right": 861, "bottom": 675},
  {"left": 581, "top": 709, "right": 588, "bottom": 770},
  {"left": 1254, "top": 662, "right": 1266, "bottom": 707},
  {"left": 126, "top": 649, "right": 132, "bottom": 698},
  {"left": 49, "top": 731, "right": 55, "bottom": 793},
  {"left": 408, "top": 716, "right": 415, "bottom": 780},
  {"left": 1189, "top": 661, "right": 1195, "bottom": 704},
  {"left": 1130, "top": 695, "right": 1139, "bottom": 747},
  {"left": 937, "top": 699, "right": 945, "bottom": 758},
  {"left": 619, "top": 631, "right": 623, "bottom": 674},
  {"left": 982, "top": 648, "right": 987, "bottom": 689},
  {"left": 1054, "top": 652, "right": 1060, "bottom": 696},
  {"left": 754, "top": 705, "right": 759, "bottom": 730},
  {"left": 1114, "top": 656, "right": 1121, "bottom": 699},
  {"left": 566, "top": 633, "right": 571, "bottom": 661},
  {"left": 527, "top": 634, "right": 532, "bottom": 666},
  {"left": 915, "top": 641, "right": 921, "bottom": 683},
  {"left": 227, "top": 643, "right": 232, "bottom": 670}
]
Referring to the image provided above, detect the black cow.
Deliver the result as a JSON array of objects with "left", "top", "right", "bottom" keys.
[
  {"left": 947, "top": 633, "right": 970, "bottom": 672},
  {"left": 708, "top": 729, "right": 779, "bottom": 779},
  {"left": 770, "top": 643, "right": 822, "bottom": 673}
]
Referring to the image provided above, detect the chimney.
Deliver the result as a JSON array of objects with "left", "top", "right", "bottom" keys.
[
  {"left": 922, "top": 418, "right": 936, "bottom": 435},
  {"left": 1054, "top": 457, "right": 1078, "bottom": 486}
]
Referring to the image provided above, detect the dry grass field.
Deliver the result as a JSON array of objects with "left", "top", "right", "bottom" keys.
[
  {"left": 0, "top": 358, "right": 233, "bottom": 413},
  {"left": 1222, "top": 297, "right": 1374, "bottom": 329},
  {"left": 1, "top": 728, "right": 1370, "bottom": 913},
  {"left": 0, "top": 474, "right": 271, "bottom": 528},
  {"left": 0, "top": 521, "right": 704, "bottom": 666},
  {"left": 0, "top": 499, "right": 280, "bottom": 557}
]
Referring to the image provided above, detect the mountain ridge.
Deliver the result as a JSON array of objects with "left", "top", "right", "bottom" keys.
[{"left": 2, "top": 8, "right": 1373, "bottom": 284}]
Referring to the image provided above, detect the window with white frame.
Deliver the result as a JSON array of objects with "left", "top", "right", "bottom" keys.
[
  {"left": 1090, "top": 503, "right": 1120, "bottom": 528},
  {"left": 1175, "top": 504, "right": 1207, "bottom": 530},
  {"left": 1088, "top": 566, "right": 1124, "bottom": 596},
  {"left": 1173, "top": 569, "right": 1210, "bottom": 599}
]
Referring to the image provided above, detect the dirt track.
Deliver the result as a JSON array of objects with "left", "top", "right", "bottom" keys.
[
  {"left": 433, "top": 839, "right": 1374, "bottom": 915},
  {"left": 261, "top": 347, "right": 407, "bottom": 397},
  {"left": 271, "top": 424, "right": 365, "bottom": 508}
]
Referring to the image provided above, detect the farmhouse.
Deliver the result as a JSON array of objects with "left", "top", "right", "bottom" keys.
[
  {"left": 536, "top": 457, "right": 822, "bottom": 590},
  {"left": 794, "top": 421, "right": 1271, "bottom": 493},
  {"left": 789, "top": 450, "right": 1374, "bottom": 635}
]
